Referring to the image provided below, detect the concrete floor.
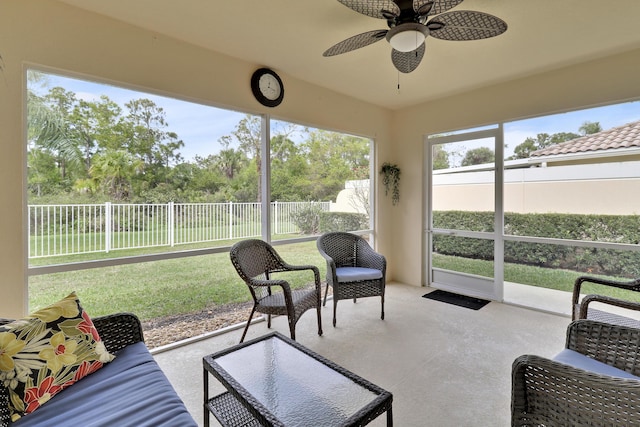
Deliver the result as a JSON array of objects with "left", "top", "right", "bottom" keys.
[{"left": 153, "top": 283, "right": 571, "bottom": 427}]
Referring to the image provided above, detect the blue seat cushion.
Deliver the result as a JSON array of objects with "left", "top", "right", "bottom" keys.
[
  {"left": 12, "top": 342, "right": 197, "bottom": 427},
  {"left": 553, "top": 349, "right": 640, "bottom": 379},
  {"left": 335, "top": 267, "right": 382, "bottom": 283}
]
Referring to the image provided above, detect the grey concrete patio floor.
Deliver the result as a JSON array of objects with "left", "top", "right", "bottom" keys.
[{"left": 153, "top": 283, "right": 571, "bottom": 426}]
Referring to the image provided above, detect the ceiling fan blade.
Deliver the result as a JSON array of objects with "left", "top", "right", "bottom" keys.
[
  {"left": 414, "top": 0, "right": 464, "bottom": 16},
  {"left": 391, "top": 43, "right": 426, "bottom": 73},
  {"left": 428, "top": 11, "right": 507, "bottom": 41},
  {"left": 323, "top": 30, "right": 388, "bottom": 56},
  {"left": 337, "top": 0, "right": 400, "bottom": 20}
]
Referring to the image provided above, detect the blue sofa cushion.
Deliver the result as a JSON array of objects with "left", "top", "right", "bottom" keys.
[
  {"left": 553, "top": 349, "right": 640, "bottom": 379},
  {"left": 335, "top": 267, "right": 382, "bottom": 283},
  {"left": 11, "top": 342, "right": 196, "bottom": 427}
]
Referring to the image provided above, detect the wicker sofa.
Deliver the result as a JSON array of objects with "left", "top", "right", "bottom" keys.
[
  {"left": 1, "top": 313, "right": 197, "bottom": 427},
  {"left": 512, "top": 319, "right": 640, "bottom": 426}
]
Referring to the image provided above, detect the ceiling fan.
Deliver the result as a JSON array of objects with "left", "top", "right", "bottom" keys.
[{"left": 323, "top": 0, "right": 507, "bottom": 73}]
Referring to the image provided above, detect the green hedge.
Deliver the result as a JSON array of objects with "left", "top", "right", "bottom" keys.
[
  {"left": 433, "top": 211, "right": 640, "bottom": 278},
  {"left": 290, "top": 207, "right": 368, "bottom": 234}
]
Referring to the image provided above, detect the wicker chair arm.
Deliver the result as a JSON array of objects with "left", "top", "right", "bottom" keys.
[
  {"left": 281, "top": 264, "right": 322, "bottom": 290},
  {"left": 316, "top": 247, "right": 338, "bottom": 281},
  {"left": 579, "top": 294, "right": 640, "bottom": 320},
  {"left": 278, "top": 263, "right": 321, "bottom": 283},
  {"left": 250, "top": 278, "right": 289, "bottom": 287},
  {"left": 92, "top": 312, "right": 145, "bottom": 354},
  {"left": 572, "top": 275, "right": 640, "bottom": 318},
  {"left": 512, "top": 353, "right": 640, "bottom": 426},
  {"left": 566, "top": 319, "right": 640, "bottom": 375}
]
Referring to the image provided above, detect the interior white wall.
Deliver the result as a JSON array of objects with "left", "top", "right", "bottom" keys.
[{"left": 0, "top": 0, "right": 393, "bottom": 318}]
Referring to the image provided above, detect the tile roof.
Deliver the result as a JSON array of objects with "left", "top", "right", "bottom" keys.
[{"left": 530, "top": 120, "right": 640, "bottom": 157}]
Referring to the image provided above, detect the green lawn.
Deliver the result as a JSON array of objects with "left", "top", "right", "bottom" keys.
[
  {"left": 29, "top": 240, "right": 327, "bottom": 320},
  {"left": 434, "top": 254, "right": 640, "bottom": 302},
  {"left": 29, "top": 248, "right": 640, "bottom": 323}
]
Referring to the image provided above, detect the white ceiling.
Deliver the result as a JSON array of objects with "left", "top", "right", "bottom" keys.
[{"left": 56, "top": 0, "right": 640, "bottom": 110}]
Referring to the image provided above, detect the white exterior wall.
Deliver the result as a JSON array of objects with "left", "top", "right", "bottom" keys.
[
  {"left": 433, "top": 161, "right": 640, "bottom": 215},
  {"left": 331, "top": 180, "right": 370, "bottom": 214}
]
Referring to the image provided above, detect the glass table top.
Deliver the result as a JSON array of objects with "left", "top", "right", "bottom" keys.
[{"left": 213, "top": 335, "right": 380, "bottom": 426}]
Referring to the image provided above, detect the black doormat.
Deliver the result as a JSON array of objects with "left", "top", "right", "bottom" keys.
[{"left": 422, "top": 289, "right": 491, "bottom": 310}]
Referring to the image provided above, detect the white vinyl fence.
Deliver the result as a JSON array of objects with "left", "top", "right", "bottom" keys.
[{"left": 28, "top": 201, "right": 330, "bottom": 258}]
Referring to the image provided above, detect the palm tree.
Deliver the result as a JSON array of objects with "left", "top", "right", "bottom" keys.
[
  {"left": 89, "top": 149, "right": 144, "bottom": 200},
  {"left": 215, "top": 148, "right": 244, "bottom": 180},
  {"left": 27, "top": 84, "right": 81, "bottom": 181}
]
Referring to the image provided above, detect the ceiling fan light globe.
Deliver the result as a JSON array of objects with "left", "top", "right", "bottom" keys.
[
  {"left": 386, "top": 23, "right": 429, "bottom": 52},
  {"left": 389, "top": 30, "right": 426, "bottom": 52}
]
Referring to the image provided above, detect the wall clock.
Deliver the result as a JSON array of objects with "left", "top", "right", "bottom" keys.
[{"left": 251, "top": 68, "right": 284, "bottom": 107}]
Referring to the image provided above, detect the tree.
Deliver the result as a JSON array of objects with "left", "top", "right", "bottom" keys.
[
  {"left": 89, "top": 149, "right": 144, "bottom": 200},
  {"left": 190, "top": 155, "right": 226, "bottom": 196},
  {"left": 432, "top": 144, "right": 450, "bottom": 170},
  {"left": 26, "top": 79, "right": 376, "bottom": 206},
  {"left": 122, "top": 98, "right": 184, "bottom": 187},
  {"left": 270, "top": 133, "right": 311, "bottom": 201},
  {"left": 301, "top": 129, "right": 371, "bottom": 201},
  {"left": 461, "top": 147, "right": 495, "bottom": 166},
  {"left": 28, "top": 150, "right": 65, "bottom": 197},
  {"left": 509, "top": 132, "right": 580, "bottom": 160},
  {"left": 214, "top": 145, "right": 245, "bottom": 180},
  {"left": 508, "top": 122, "right": 602, "bottom": 160},
  {"left": 27, "top": 77, "right": 81, "bottom": 194},
  {"left": 579, "top": 121, "right": 602, "bottom": 135},
  {"left": 232, "top": 115, "right": 263, "bottom": 201},
  {"left": 69, "top": 95, "right": 123, "bottom": 171},
  {"left": 347, "top": 184, "right": 370, "bottom": 217}
]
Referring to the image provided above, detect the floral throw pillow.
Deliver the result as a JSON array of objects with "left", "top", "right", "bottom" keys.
[{"left": 0, "top": 292, "right": 115, "bottom": 422}]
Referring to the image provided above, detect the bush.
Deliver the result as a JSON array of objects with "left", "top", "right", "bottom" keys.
[
  {"left": 290, "top": 204, "right": 324, "bottom": 234},
  {"left": 319, "top": 212, "right": 368, "bottom": 232},
  {"left": 433, "top": 210, "right": 640, "bottom": 278}
]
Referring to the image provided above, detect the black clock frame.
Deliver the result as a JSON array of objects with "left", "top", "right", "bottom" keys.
[{"left": 251, "top": 68, "right": 284, "bottom": 107}]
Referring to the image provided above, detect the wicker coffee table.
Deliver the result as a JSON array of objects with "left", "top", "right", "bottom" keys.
[{"left": 203, "top": 332, "right": 393, "bottom": 427}]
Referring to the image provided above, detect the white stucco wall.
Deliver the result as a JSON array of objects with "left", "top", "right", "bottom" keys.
[{"left": 433, "top": 161, "right": 640, "bottom": 214}]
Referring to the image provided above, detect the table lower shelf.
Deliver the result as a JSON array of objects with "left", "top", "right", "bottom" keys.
[{"left": 207, "top": 391, "right": 265, "bottom": 427}]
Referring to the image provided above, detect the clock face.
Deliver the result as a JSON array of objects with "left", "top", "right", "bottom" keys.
[
  {"left": 251, "top": 68, "right": 284, "bottom": 107},
  {"left": 259, "top": 74, "right": 281, "bottom": 101}
]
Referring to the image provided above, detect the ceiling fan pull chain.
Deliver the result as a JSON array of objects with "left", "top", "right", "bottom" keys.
[{"left": 397, "top": 71, "right": 401, "bottom": 92}]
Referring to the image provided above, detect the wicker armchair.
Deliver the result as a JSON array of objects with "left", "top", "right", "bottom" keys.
[
  {"left": 229, "top": 239, "right": 323, "bottom": 343},
  {"left": 572, "top": 275, "right": 640, "bottom": 327},
  {"left": 316, "top": 232, "right": 386, "bottom": 327},
  {"left": 512, "top": 319, "right": 640, "bottom": 426}
]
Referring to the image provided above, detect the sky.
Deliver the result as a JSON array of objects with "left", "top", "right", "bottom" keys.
[{"left": 32, "top": 70, "right": 640, "bottom": 161}]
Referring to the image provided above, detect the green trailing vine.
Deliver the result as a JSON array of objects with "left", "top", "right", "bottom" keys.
[{"left": 380, "top": 162, "right": 400, "bottom": 206}]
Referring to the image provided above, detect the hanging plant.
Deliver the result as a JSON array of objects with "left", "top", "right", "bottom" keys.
[{"left": 380, "top": 162, "right": 401, "bottom": 206}]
